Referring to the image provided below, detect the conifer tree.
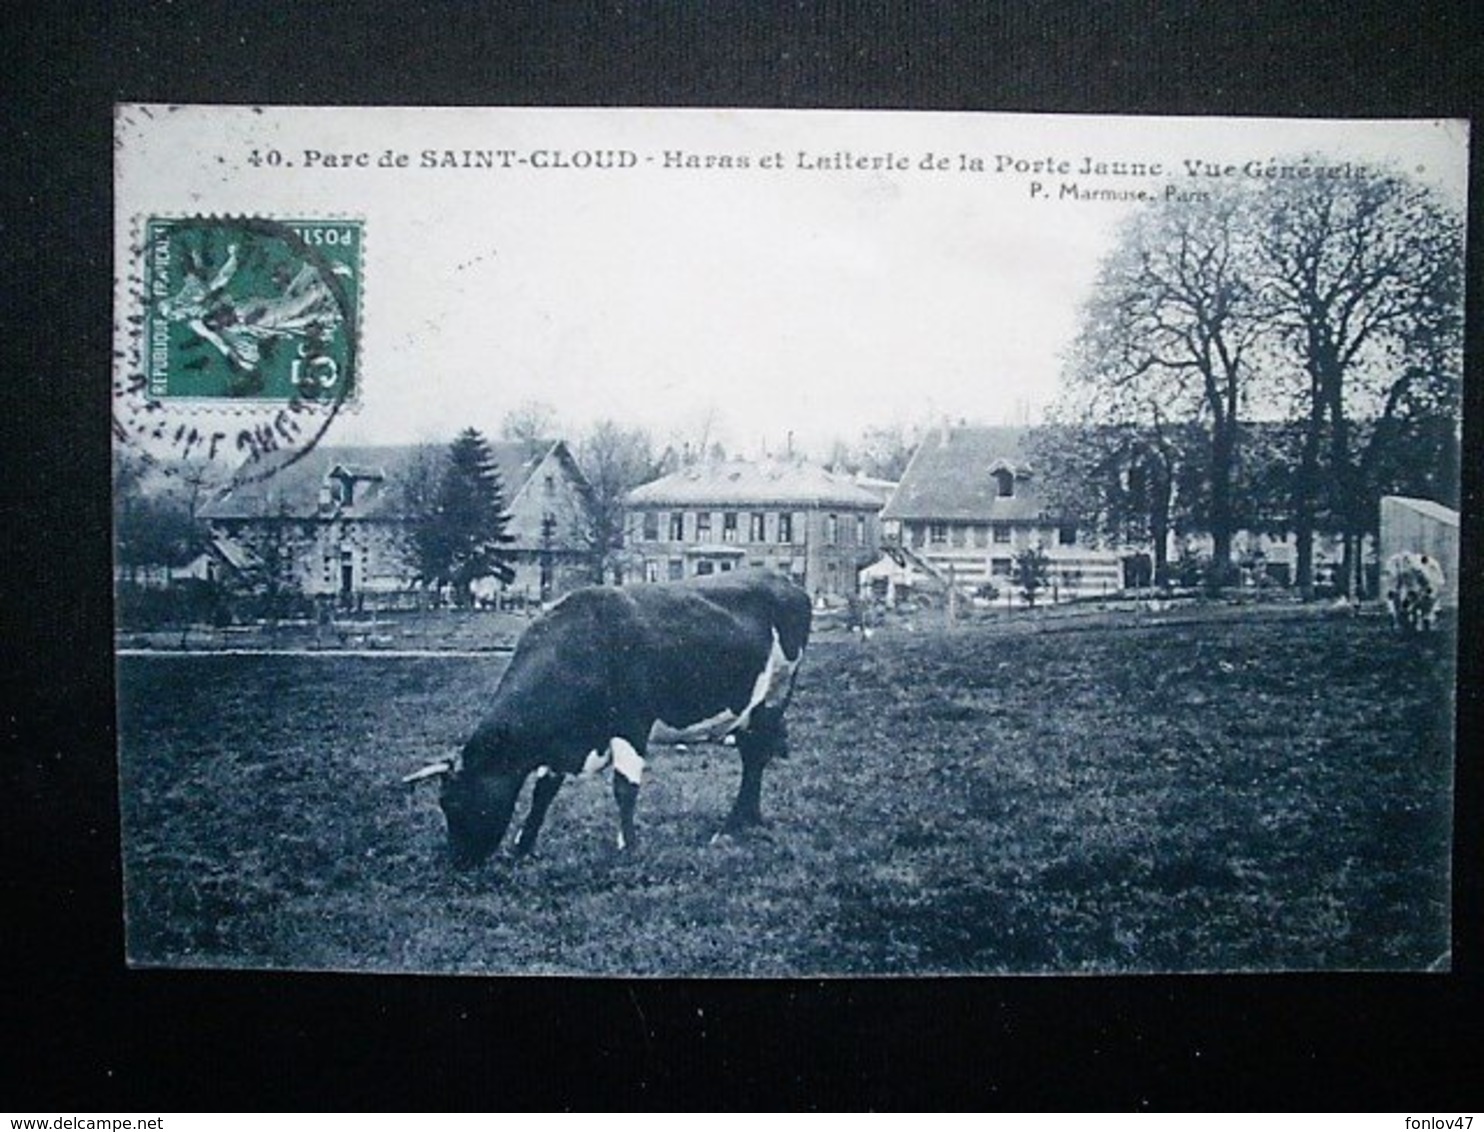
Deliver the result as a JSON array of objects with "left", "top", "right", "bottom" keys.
[{"left": 415, "top": 428, "right": 515, "bottom": 605}]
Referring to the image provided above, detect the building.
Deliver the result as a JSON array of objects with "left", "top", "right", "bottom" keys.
[
  {"left": 624, "top": 459, "right": 884, "bottom": 596},
  {"left": 198, "top": 439, "right": 595, "bottom": 606},
  {"left": 857, "top": 543, "right": 948, "bottom": 606},
  {"left": 879, "top": 425, "right": 1122, "bottom": 602},
  {"left": 1379, "top": 495, "right": 1459, "bottom": 608}
]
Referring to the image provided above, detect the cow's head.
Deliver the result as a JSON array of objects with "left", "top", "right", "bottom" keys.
[{"left": 403, "top": 755, "right": 524, "bottom": 870}]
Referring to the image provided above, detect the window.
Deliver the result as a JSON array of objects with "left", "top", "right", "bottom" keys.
[
  {"left": 908, "top": 523, "right": 924, "bottom": 548},
  {"left": 668, "top": 558, "right": 684, "bottom": 581},
  {"left": 991, "top": 557, "right": 1012, "bottom": 577},
  {"left": 749, "top": 512, "right": 766, "bottom": 542},
  {"left": 719, "top": 559, "right": 734, "bottom": 572},
  {"left": 778, "top": 513, "right": 793, "bottom": 543},
  {"left": 994, "top": 469, "right": 1015, "bottom": 498},
  {"left": 929, "top": 522, "right": 948, "bottom": 545},
  {"left": 972, "top": 525, "right": 989, "bottom": 548},
  {"left": 723, "top": 512, "right": 738, "bottom": 542},
  {"left": 993, "top": 524, "right": 1011, "bottom": 544},
  {"left": 696, "top": 511, "right": 713, "bottom": 541},
  {"left": 645, "top": 560, "right": 661, "bottom": 582},
  {"left": 1059, "top": 523, "right": 1077, "bottom": 546},
  {"left": 950, "top": 524, "right": 966, "bottom": 548},
  {"left": 642, "top": 510, "right": 659, "bottom": 541},
  {"left": 825, "top": 514, "right": 838, "bottom": 545},
  {"left": 856, "top": 515, "right": 866, "bottom": 546},
  {"left": 544, "top": 474, "right": 555, "bottom": 495},
  {"left": 696, "top": 559, "right": 715, "bottom": 576},
  {"left": 669, "top": 511, "right": 685, "bottom": 541}
]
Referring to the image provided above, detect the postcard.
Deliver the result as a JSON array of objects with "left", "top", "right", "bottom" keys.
[{"left": 113, "top": 105, "right": 1466, "bottom": 975}]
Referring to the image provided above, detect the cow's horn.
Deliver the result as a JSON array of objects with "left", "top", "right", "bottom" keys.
[{"left": 401, "top": 760, "right": 454, "bottom": 784}]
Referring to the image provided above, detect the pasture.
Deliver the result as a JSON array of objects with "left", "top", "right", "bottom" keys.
[{"left": 116, "top": 606, "right": 1454, "bottom": 975}]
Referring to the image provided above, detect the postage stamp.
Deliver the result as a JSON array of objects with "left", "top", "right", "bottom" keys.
[
  {"left": 142, "top": 217, "right": 361, "bottom": 403},
  {"left": 111, "top": 105, "right": 1466, "bottom": 979}
]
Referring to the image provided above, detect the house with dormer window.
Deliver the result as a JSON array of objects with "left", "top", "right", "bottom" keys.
[
  {"left": 198, "top": 440, "right": 596, "bottom": 607},
  {"left": 878, "top": 425, "right": 1121, "bottom": 601}
]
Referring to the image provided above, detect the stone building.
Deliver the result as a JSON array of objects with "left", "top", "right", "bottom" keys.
[
  {"left": 624, "top": 459, "right": 884, "bottom": 596},
  {"left": 198, "top": 439, "right": 595, "bottom": 607},
  {"left": 879, "top": 425, "right": 1122, "bottom": 601}
]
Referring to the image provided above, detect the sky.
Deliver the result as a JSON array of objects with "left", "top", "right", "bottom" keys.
[{"left": 115, "top": 107, "right": 1469, "bottom": 466}]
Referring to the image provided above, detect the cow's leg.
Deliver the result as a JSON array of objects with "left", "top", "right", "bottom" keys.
[
  {"left": 512, "top": 768, "right": 564, "bottom": 857},
  {"left": 610, "top": 736, "right": 646, "bottom": 851},
  {"left": 726, "top": 712, "right": 787, "bottom": 831}
]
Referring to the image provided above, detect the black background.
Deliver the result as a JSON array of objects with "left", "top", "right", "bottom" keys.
[{"left": 3, "top": 1, "right": 1481, "bottom": 1111}]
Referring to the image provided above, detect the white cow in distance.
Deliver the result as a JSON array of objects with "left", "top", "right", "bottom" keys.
[{"left": 1383, "top": 551, "right": 1446, "bottom": 633}]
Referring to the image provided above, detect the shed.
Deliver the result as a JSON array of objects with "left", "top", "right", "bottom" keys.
[{"left": 1379, "top": 496, "right": 1459, "bottom": 608}]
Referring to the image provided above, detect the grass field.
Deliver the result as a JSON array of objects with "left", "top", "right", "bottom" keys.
[{"left": 116, "top": 605, "right": 1455, "bottom": 975}]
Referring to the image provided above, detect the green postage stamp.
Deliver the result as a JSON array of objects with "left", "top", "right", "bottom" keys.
[{"left": 143, "top": 217, "right": 362, "bottom": 402}]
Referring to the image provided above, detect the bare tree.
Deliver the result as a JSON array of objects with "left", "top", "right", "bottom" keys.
[
  {"left": 664, "top": 407, "right": 727, "bottom": 467},
  {"left": 113, "top": 449, "right": 200, "bottom": 585},
  {"left": 575, "top": 420, "right": 660, "bottom": 583},
  {"left": 500, "top": 400, "right": 560, "bottom": 455},
  {"left": 854, "top": 422, "right": 918, "bottom": 481},
  {"left": 1258, "top": 166, "right": 1464, "bottom": 597},
  {"left": 388, "top": 443, "right": 448, "bottom": 584},
  {"left": 1034, "top": 393, "right": 1199, "bottom": 587},
  {"left": 1066, "top": 186, "right": 1269, "bottom": 587}
]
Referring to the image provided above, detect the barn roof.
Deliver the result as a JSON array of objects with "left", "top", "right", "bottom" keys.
[
  {"left": 1381, "top": 495, "right": 1460, "bottom": 527},
  {"left": 880, "top": 426, "right": 1051, "bottom": 522},
  {"left": 627, "top": 459, "right": 884, "bottom": 510},
  {"left": 199, "top": 439, "right": 573, "bottom": 521}
]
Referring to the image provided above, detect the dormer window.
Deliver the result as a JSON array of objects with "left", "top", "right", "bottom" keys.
[
  {"left": 326, "top": 472, "right": 354, "bottom": 507},
  {"left": 993, "top": 468, "right": 1015, "bottom": 498}
]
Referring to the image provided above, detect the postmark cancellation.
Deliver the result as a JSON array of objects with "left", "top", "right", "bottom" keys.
[
  {"left": 143, "top": 217, "right": 361, "bottom": 403},
  {"left": 118, "top": 215, "right": 363, "bottom": 477}
]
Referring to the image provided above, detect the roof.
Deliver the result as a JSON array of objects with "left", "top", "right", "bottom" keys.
[
  {"left": 880, "top": 426, "right": 1051, "bottom": 522},
  {"left": 860, "top": 544, "right": 947, "bottom": 585},
  {"left": 199, "top": 439, "right": 574, "bottom": 521},
  {"left": 209, "top": 534, "right": 260, "bottom": 572},
  {"left": 850, "top": 473, "right": 899, "bottom": 504},
  {"left": 627, "top": 459, "right": 885, "bottom": 510},
  {"left": 1381, "top": 495, "right": 1460, "bottom": 527}
]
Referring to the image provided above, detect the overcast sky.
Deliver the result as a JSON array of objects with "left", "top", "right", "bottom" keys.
[{"left": 115, "top": 107, "right": 1468, "bottom": 463}]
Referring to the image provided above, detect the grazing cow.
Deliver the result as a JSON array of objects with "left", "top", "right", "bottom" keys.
[
  {"left": 1383, "top": 551, "right": 1446, "bottom": 633},
  {"left": 403, "top": 572, "right": 811, "bottom": 868}
]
